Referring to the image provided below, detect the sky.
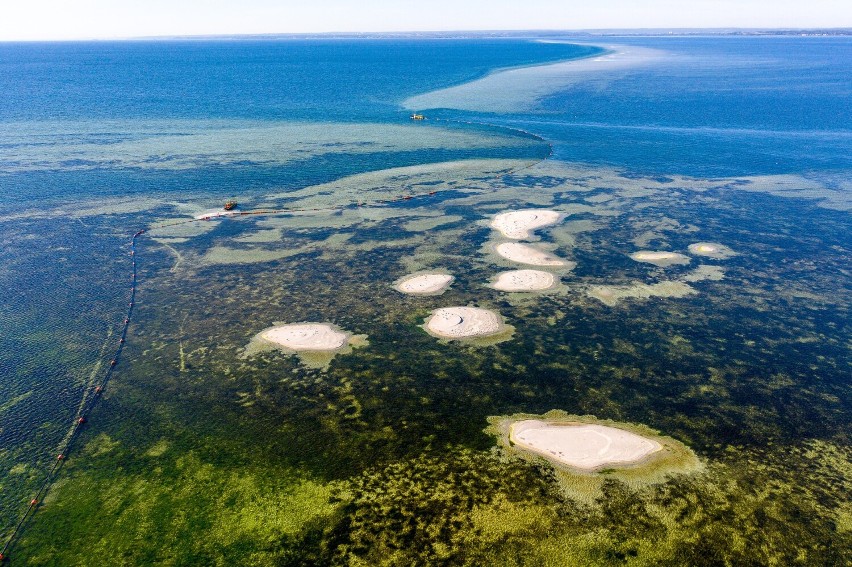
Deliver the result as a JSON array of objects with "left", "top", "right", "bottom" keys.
[{"left": 1, "top": 0, "right": 850, "bottom": 41}]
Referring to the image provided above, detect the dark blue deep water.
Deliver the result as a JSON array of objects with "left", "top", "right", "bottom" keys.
[
  {"left": 0, "top": 39, "right": 599, "bottom": 122},
  {"left": 486, "top": 36, "right": 851, "bottom": 177}
]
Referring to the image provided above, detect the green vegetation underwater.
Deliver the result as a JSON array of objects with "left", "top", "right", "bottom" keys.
[{"left": 0, "top": 36, "right": 850, "bottom": 565}]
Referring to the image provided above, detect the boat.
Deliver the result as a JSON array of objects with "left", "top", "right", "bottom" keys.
[
  {"left": 410, "top": 113, "right": 425, "bottom": 120},
  {"left": 223, "top": 200, "right": 238, "bottom": 211}
]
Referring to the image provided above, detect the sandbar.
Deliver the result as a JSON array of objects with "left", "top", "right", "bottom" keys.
[
  {"left": 495, "top": 242, "right": 571, "bottom": 267},
  {"left": 491, "top": 269, "right": 556, "bottom": 292},
  {"left": 629, "top": 250, "right": 691, "bottom": 267},
  {"left": 586, "top": 281, "right": 696, "bottom": 306},
  {"left": 687, "top": 242, "right": 736, "bottom": 259},
  {"left": 424, "top": 307, "right": 504, "bottom": 339},
  {"left": 509, "top": 420, "right": 662, "bottom": 471},
  {"left": 403, "top": 46, "right": 665, "bottom": 114},
  {"left": 490, "top": 209, "right": 562, "bottom": 239},
  {"left": 193, "top": 209, "right": 241, "bottom": 220},
  {"left": 395, "top": 273, "right": 454, "bottom": 295},
  {"left": 260, "top": 323, "right": 349, "bottom": 351}
]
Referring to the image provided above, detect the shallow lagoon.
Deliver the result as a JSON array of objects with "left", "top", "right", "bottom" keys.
[{"left": 1, "top": 37, "right": 850, "bottom": 565}]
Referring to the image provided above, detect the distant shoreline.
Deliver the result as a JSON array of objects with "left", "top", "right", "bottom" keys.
[{"left": 2, "top": 28, "right": 850, "bottom": 43}]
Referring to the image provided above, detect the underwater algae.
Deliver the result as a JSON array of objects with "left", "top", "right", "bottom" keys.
[{"left": 5, "top": 152, "right": 850, "bottom": 566}]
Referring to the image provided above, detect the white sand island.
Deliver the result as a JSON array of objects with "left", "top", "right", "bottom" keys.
[
  {"left": 490, "top": 209, "right": 562, "bottom": 239},
  {"left": 246, "top": 322, "right": 367, "bottom": 369},
  {"left": 491, "top": 269, "right": 556, "bottom": 292},
  {"left": 260, "top": 323, "right": 349, "bottom": 351},
  {"left": 688, "top": 242, "right": 736, "bottom": 259},
  {"left": 486, "top": 411, "right": 701, "bottom": 500},
  {"left": 424, "top": 306, "right": 505, "bottom": 339},
  {"left": 629, "top": 250, "right": 691, "bottom": 267},
  {"left": 394, "top": 273, "right": 454, "bottom": 295},
  {"left": 495, "top": 242, "right": 571, "bottom": 267},
  {"left": 509, "top": 420, "right": 662, "bottom": 471}
]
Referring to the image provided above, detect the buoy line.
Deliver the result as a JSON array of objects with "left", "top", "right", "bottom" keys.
[{"left": 0, "top": 118, "right": 555, "bottom": 562}]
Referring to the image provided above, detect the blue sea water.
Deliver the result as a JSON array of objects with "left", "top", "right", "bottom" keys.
[
  {"left": 0, "top": 35, "right": 850, "bottom": 556},
  {"left": 431, "top": 36, "right": 852, "bottom": 177},
  {"left": 0, "top": 39, "right": 600, "bottom": 122}
]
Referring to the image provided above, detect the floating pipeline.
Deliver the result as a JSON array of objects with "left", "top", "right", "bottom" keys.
[
  {"left": 0, "top": 120, "right": 553, "bottom": 561},
  {"left": 0, "top": 234, "right": 138, "bottom": 563}
]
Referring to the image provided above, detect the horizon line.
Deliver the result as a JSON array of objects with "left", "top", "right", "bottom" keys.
[{"left": 2, "top": 26, "right": 851, "bottom": 43}]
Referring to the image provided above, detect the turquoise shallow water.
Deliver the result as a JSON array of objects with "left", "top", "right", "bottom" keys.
[{"left": 0, "top": 36, "right": 850, "bottom": 564}]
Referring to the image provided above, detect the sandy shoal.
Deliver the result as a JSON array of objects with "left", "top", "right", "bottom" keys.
[
  {"left": 395, "top": 273, "right": 454, "bottom": 294},
  {"left": 687, "top": 242, "right": 735, "bottom": 259},
  {"left": 509, "top": 420, "right": 662, "bottom": 471},
  {"left": 495, "top": 242, "right": 570, "bottom": 266},
  {"left": 425, "top": 306, "right": 503, "bottom": 339},
  {"left": 490, "top": 209, "right": 562, "bottom": 239},
  {"left": 193, "top": 209, "right": 241, "bottom": 220},
  {"left": 403, "top": 46, "right": 665, "bottom": 114},
  {"left": 629, "top": 250, "right": 691, "bottom": 266},
  {"left": 586, "top": 281, "right": 696, "bottom": 306},
  {"left": 261, "top": 323, "right": 348, "bottom": 351},
  {"left": 491, "top": 269, "right": 556, "bottom": 292}
]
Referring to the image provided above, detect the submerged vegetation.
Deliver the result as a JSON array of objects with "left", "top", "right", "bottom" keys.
[{"left": 3, "top": 144, "right": 850, "bottom": 564}]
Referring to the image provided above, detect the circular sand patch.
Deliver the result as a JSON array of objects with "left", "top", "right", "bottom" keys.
[
  {"left": 629, "top": 250, "right": 691, "bottom": 267},
  {"left": 424, "top": 307, "right": 504, "bottom": 339},
  {"left": 490, "top": 209, "right": 562, "bottom": 239},
  {"left": 510, "top": 420, "right": 662, "bottom": 471},
  {"left": 495, "top": 242, "right": 569, "bottom": 266},
  {"left": 260, "top": 323, "right": 349, "bottom": 351},
  {"left": 395, "top": 273, "right": 454, "bottom": 295},
  {"left": 491, "top": 269, "right": 556, "bottom": 292},
  {"left": 687, "top": 242, "right": 736, "bottom": 259}
]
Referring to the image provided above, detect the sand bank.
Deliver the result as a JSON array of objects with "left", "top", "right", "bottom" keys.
[
  {"left": 403, "top": 45, "right": 665, "bottom": 114},
  {"left": 395, "top": 273, "right": 454, "bottom": 295},
  {"left": 491, "top": 269, "right": 556, "bottom": 292},
  {"left": 495, "top": 242, "right": 571, "bottom": 267},
  {"left": 193, "top": 209, "right": 240, "bottom": 220},
  {"left": 629, "top": 251, "right": 691, "bottom": 267},
  {"left": 586, "top": 281, "right": 696, "bottom": 306},
  {"left": 510, "top": 420, "right": 662, "bottom": 471},
  {"left": 688, "top": 242, "right": 736, "bottom": 259},
  {"left": 486, "top": 411, "right": 701, "bottom": 501},
  {"left": 490, "top": 209, "right": 562, "bottom": 239},
  {"left": 245, "top": 322, "right": 367, "bottom": 369},
  {"left": 424, "top": 307, "right": 505, "bottom": 339},
  {"left": 260, "top": 323, "right": 349, "bottom": 351}
]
